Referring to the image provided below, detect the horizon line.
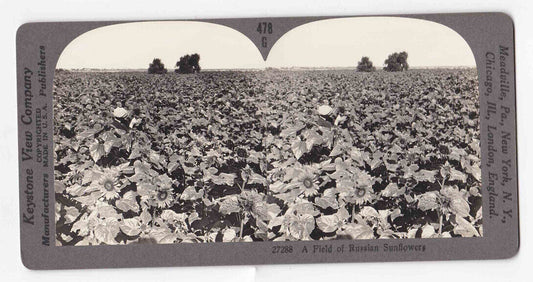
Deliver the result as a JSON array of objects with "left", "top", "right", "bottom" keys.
[{"left": 58, "top": 65, "right": 477, "bottom": 71}]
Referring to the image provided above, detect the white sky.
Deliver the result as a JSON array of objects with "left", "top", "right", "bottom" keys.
[
  {"left": 267, "top": 17, "right": 476, "bottom": 68},
  {"left": 56, "top": 21, "right": 264, "bottom": 70},
  {"left": 57, "top": 18, "right": 476, "bottom": 70}
]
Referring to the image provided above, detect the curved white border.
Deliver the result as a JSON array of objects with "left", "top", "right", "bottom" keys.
[
  {"left": 267, "top": 17, "right": 476, "bottom": 68},
  {"left": 56, "top": 21, "right": 265, "bottom": 70}
]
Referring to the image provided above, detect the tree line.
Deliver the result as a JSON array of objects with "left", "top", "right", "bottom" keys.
[
  {"left": 148, "top": 51, "right": 409, "bottom": 74},
  {"left": 148, "top": 54, "right": 201, "bottom": 74},
  {"left": 357, "top": 51, "right": 409, "bottom": 72}
]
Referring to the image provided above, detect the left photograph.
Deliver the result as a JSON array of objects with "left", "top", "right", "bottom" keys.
[{"left": 54, "top": 21, "right": 267, "bottom": 246}]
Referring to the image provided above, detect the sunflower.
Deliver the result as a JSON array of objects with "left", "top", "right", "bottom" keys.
[
  {"left": 342, "top": 185, "right": 375, "bottom": 205},
  {"left": 288, "top": 165, "right": 320, "bottom": 197},
  {"left": 153, "top": 188, "right": 174, "bottom": 208},
  {"left": 337, "top": 175, "right": 375, "bottom": 205},
  {"left": 299, "top": 172, "right": 320, "bottom": 197},
  {"left": 353, "top": 170, "right": 375, "bottom": 204},
  {"left": 96, "top": 168, "right": 122, "bottom": 200}
]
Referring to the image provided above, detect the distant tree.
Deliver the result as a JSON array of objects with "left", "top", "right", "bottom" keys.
[
  {"left": 175, "top": 53, "right": 201, "bottom": 74},
  {"left": 384, "top": 51, "right": 409, "bottom": 72},
  {"left": 356, "top": 56, "right": 376, "bottom": 72},
  {"left": 55, "top": 68, "right": 70, "bottom": 74},
  {"left": 148, "top": 58, "right": 168, "bottom": 74}
]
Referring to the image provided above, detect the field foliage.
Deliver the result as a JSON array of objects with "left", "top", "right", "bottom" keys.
[{"left": 53, "top": 69, "right": 482, "bottom": 245}]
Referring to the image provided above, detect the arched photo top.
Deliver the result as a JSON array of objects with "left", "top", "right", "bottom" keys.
[
  {"left": 56, "top": 21, "right": 265, "bottom": 70},
  {"left": 266, "top": 17, "right": 476, "bottom": 69}
]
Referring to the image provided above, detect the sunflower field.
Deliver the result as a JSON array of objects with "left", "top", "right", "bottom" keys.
[{"left": 53, "top": 69, "right": 482, "bottom": 246}]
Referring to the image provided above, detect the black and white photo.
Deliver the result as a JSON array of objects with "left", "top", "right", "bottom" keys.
[{"left": 52, "top": 18, "right": 482, "bottom": 246}]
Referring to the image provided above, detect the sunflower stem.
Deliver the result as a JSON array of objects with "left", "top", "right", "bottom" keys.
[
  {"left": 439, "top": 174, "right": 447, "bottom": 190},
  {"left": 242, "top": 178, "right": 247, "bottom": 191},
  {"left": 151, "top": 207, "right": 155, "bottom": 228},
  {"left": 150, "top": 197, "right": 158, "bottom": 228},
  {"left": 437, "top": 172, "right": 446, "bottom": 236},
  {"left": 438, "top": 210, "right": 443, "bottom": 236},
  {"left": 351, "top": 204, "right": 356, "bottom": 223},
  {"left": 239, "top": 212, "right": 244, "bottom": 239}
]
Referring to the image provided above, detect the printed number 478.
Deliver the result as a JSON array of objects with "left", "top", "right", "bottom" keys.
[
  {"left": 257, "top": 22, "right": 273, "bottom": 48},
  {"left": 257, "top": 22, "right": 273, "bottom": 34}
]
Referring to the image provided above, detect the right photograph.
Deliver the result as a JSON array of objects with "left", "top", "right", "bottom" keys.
[{"left": 263, "top": 16, "right": 482, "bottom": 240}]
